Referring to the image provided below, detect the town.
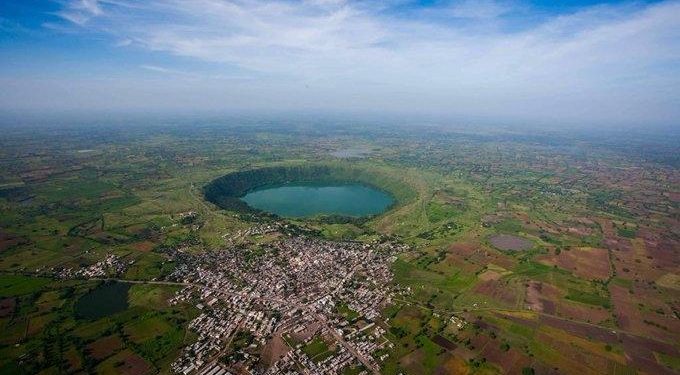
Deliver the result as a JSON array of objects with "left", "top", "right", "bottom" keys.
[{"left": 163, "top": 227, "right": 409, "bottom": 374}]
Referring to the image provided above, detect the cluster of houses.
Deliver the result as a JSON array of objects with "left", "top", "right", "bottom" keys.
[
  {"left": 54, "top": 253, "right": 130, "bottom": 279},
  {"left": 166, "top": 231, "right": 408, "bottom": 374}
]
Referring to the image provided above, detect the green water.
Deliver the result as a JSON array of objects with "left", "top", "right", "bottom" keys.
[
  {"left": 75, "top": 282, "right": 130, "bottom": 320},
  {"left": 241, "top": 183, "right": 394, "bottom": 218}
]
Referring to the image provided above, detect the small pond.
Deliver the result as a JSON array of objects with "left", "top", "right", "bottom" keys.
[{"left": 75, "top": 281, "right": 130, "bottom": 320}]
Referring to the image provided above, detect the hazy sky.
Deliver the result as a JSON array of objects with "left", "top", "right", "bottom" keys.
[{"left": 1, "top": 0, "right": 679, "bottom": 128}]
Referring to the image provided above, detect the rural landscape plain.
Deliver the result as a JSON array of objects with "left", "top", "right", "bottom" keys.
[
  {"left": 1, "top": 0, "right": 679, "bottom": 374},
  {"left": 1, "top": 119, "right": 678, "bottom": 374}
]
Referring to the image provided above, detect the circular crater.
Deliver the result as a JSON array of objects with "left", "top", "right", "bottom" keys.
[{"left": 204, "top": 164, "right": 412, "bottom": 218}]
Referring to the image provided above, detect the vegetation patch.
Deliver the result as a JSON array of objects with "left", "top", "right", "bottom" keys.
[
  {"left": 336, "top": 302, "right": 360, "bottom": 321},
  {"left": 0, "top": 275, "right": 51, "bottom": 297},
  {"left": 128, "top": 284, "right": 177, "bottom": 308},
  {"left": 302, "top": 336, "right": 335, "bottom": 363},
  {"left": 417, "top": 221, "right": 462, "bottom": 240},
  {"left": 124, "top": 315, "right": 172, "bottom": 343},
  {"left": 565, "top": 288, "right": 610, "bottom": 308},
  {"left": 426, "top": 202, "right": 461, "bottom": 223},
  {"left": 656, "top": 273, "right": 680, "bottom": 291}
]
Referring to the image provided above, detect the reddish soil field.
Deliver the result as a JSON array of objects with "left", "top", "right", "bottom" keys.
[
  {"left": 261, "top": 330, "right": 291, "bottom": 367},
  {"left": 288, "top": 322, "right": 320, "bottom": 343},
  {"left": 434, "top": 353, "right": 469, "bottom": 375},
  {"left": 525, "top": 281, "right": 560, "bottom": 314},
  {"left": 669, "top": 192, "right": 680, "bottom": 202},
  {"left": 539, "top": 315, "right": 618, "bottom": 344},
  {"left": 636, "top": 228, "right": 679, "bottom": 270},
  {"left": 611, "top": 251, "right": 656, "bottom": 283},
  {"left": 556, "top": 302, "right": 609, "bottom": 324},
  {"left": 610, "top": 284, "right": 636, "bottom": 331},
  {"left": 537, "top": 247, "right": 610, "bottom": 280},
  {"left": 469, "top": 333, "right": 492, "bottom": 351},
  {"left": 399, "top": 349, "right": 427, "bottom": 374},
  {"left": 459, "top": 327, "right": 533, "bottom": 374},
  {"left": 620, "top": 334, "right": 679, "bottom": 375},
  {"left": 596, "top": 218, "right": 642, "bottom": 259},
  {"left": 525, "top": 281, "right": 610, "bottom": 323},
  {"left": 467, "top": 249, "right": 517, "bottom": 270},
  {"left": 479, "top": 339, "right": 532, "bottom": 374},
  {"left": 432, "top": 335, "right": 457, "bottom": 351},
  {"left": 446, "top": 242, "right": 516, "bottom": 270},
  {"left": 65, "top": 347, "right": 82, "bottom": 372},
  {"left": 0, "top": 231, "right": 25, "bottom": 252},
  {"left": 478, "top": 269, "right": 502, "bottom": 281},
  {"left": 447, "top": 242, "right": 477, "bottom": 257},
  {"left": 131, "top": 241, "right": 155, "bottom": 252},
  {"left": 530, "top": 317, "right": 678, "bottom": 375},
  {"left": 473, "top": 279, "right": 519, "bottom": 307},
  {"left": 532, "top": 316, "right": 680, "bottom": 373},
  {"left": 0, "top": 297, "right": 16, "bottom": 318},
  {"left": 610, "top": 284, "right": 680, "bottom": 343},
  {"left": 27, "top": 314, "right": 51, "bottom": 336},
  {"left": 86, "top": 335, "right": 123, "bottom": 360},
  {"left": 112, "top": 350, "right": 152, "bottom": 375},
  {"left": 595, "top": 218, "right": 615, "bottom": 238},
  {"left": 530, "top": 363, "right": 562, "bottom": 375},
  {"left": 535, "top": 330, "right": 615, "bottom": 374},
  {"left": 441, "top": 254, "right": 479, "bottom": 274}
]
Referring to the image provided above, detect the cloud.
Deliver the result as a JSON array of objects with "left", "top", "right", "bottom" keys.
[
  {"left": 19, "top": 0, "right": 680, "bottom": 126},
  {"left": 54, "top": 1, "right": 680, "bottom": 74},
  {"left": 55, "top": 0, "right": 103, "bottom": 25},
  {"left": 447, "top": 0, "right": 512, "bottom": 19},
  {"left": 114, "top": 38, "right": 133, "bottom": 47},
  {"left": 140, "top": 64, "right": 184, "bottom": 74}
]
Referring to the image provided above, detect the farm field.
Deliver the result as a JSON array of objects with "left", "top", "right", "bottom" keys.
[{"left": 0, "top": 119, "right": 678, "bottom": 374}]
